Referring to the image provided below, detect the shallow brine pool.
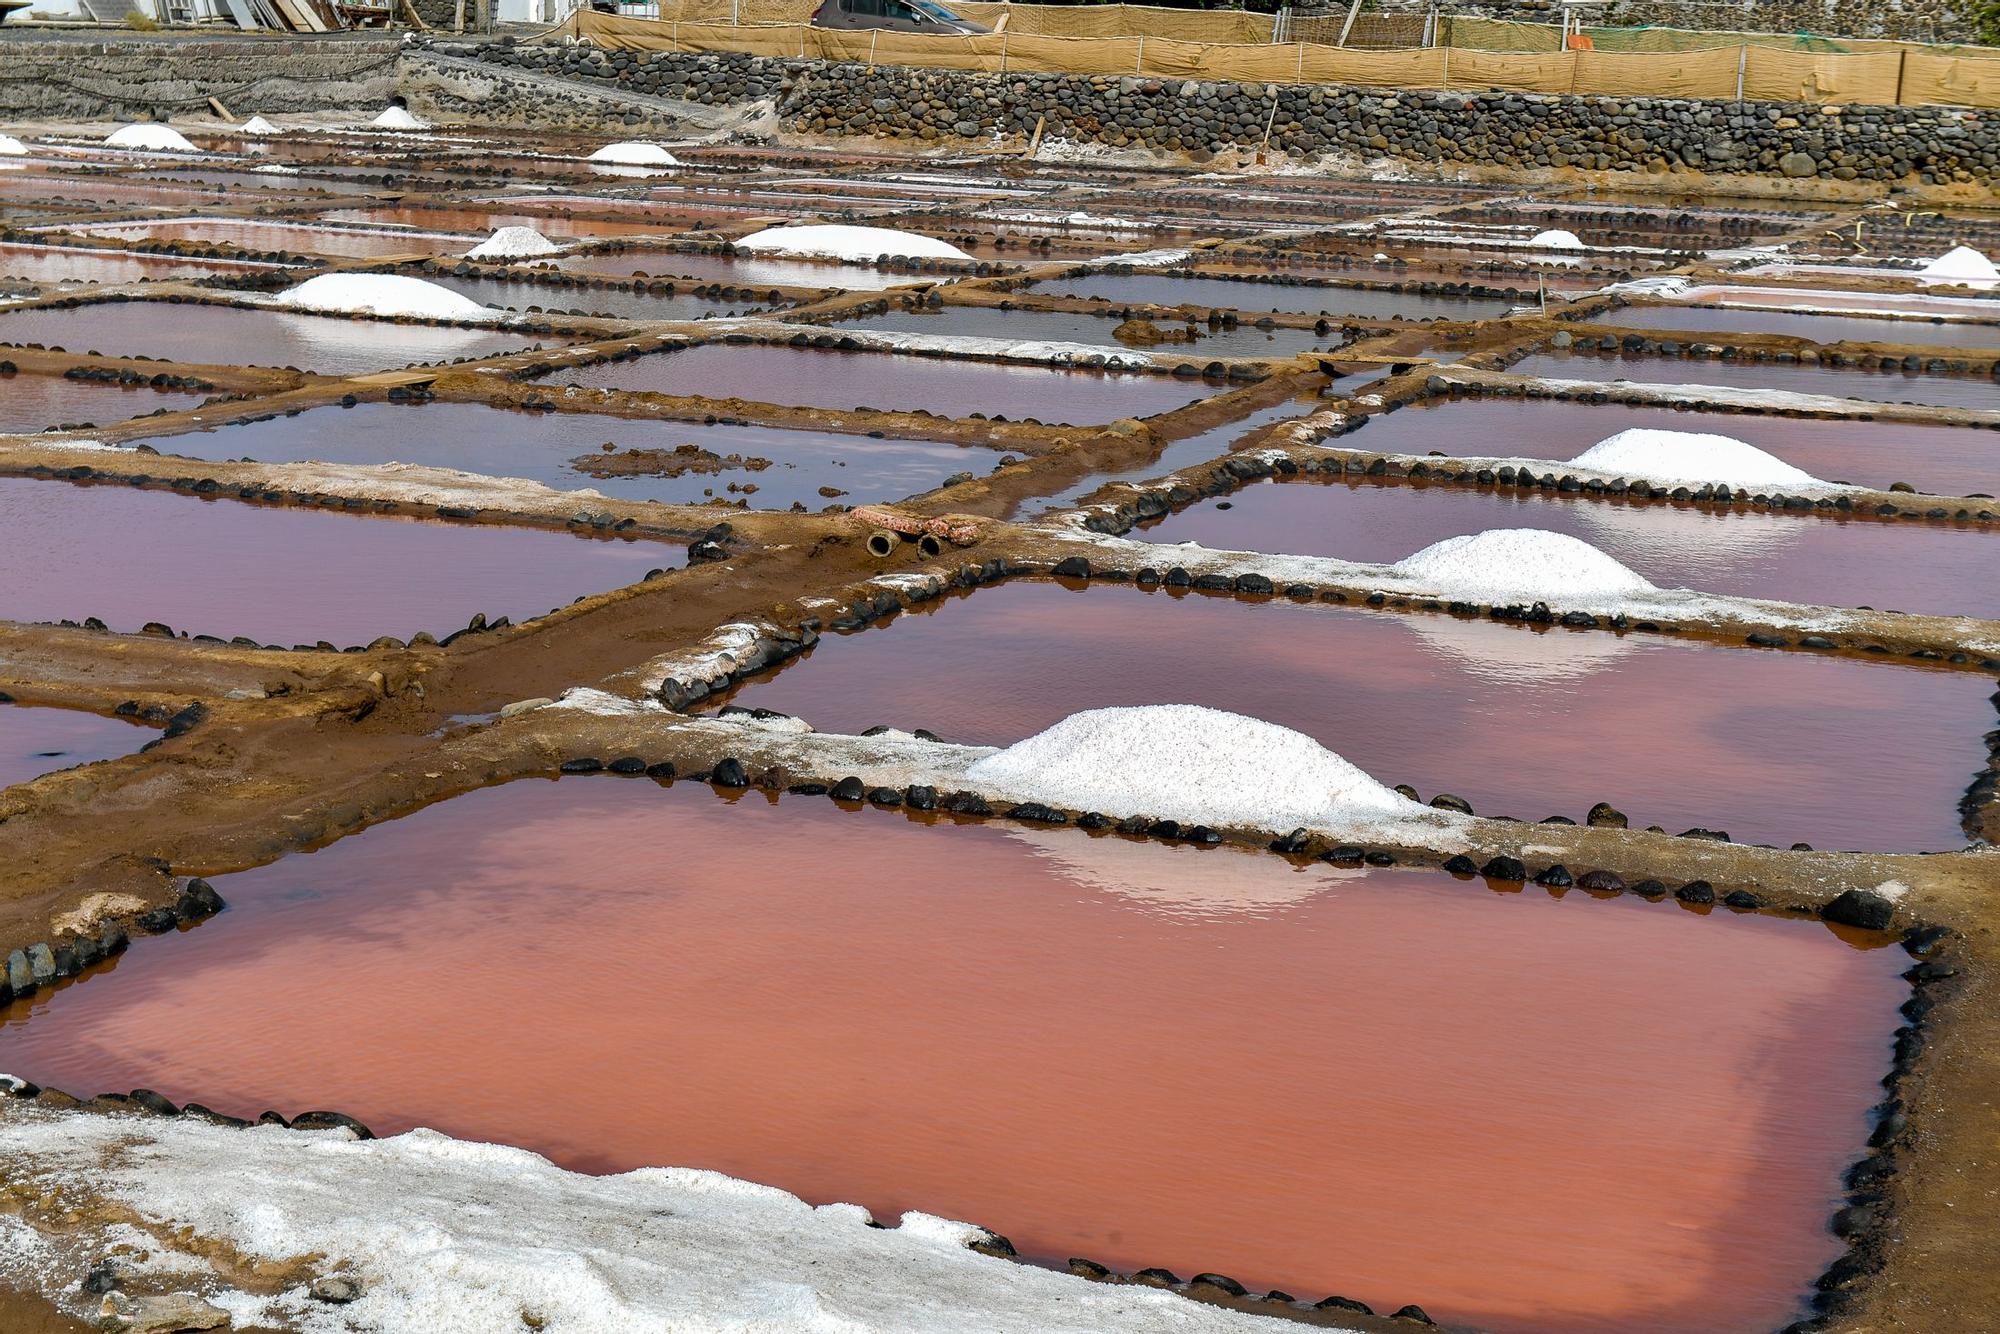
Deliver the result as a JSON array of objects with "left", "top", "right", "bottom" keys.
[
  {"left": 1027, "top": 272, "right": 1520, "bottom": 320},
  {"left": 1339, "top": 397, "right": 2000, "bottom": 498},
  {"left": 0, "top": 478, "right": 674, "bottom": 645},
  {"left": 843, "top": 305, "right": 1342, "bottom": 360},
  {"left": 0, "top": 373, "right": 212, "bottom": 435},
  {"left": 1514, "top": 349, "right": 2000, "bottom": 412},
  {"left": 536, "top": 343, "right": 1220, "bottom": 425},
  {"left": 0, "top": 703, "right": 152, "bottom": 789},
  {"left": 1139, "top": 476, "right": 2000, "bottom": 621},
  {"left": 0, "top": 779, "right": 1906, "bottom": 1334},
  {"left": 0, "top": 302, "right": 539, "bottom": 377},
  {"left": 713, "top": 580, "right": 1989, "bottom": 851},
  {"left": 142, "top": 401, "right": 1008, "bottom": 510}
]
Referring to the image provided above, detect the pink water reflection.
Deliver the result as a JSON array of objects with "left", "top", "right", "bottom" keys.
[{"left": 0, "top": 781, "right": 1905, "bottom": 1334}]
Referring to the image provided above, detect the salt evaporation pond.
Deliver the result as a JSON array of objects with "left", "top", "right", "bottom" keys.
[
  {"left": 0, "top": 302, "right": 536, "bottom": 376},
  {"left": 319, "top": 204, "right": 671, "bottom": 240},
  {"left": 1026, "top": 272, "right": 1520, "bottom": 320},
  {"left": 0, "top": 779, "right": 1906, "bottom": 1334},
  {"left": 1606, "top": 302, "right": 2000, "bottom": 350},
  {"left": 538, "top": 343, "right": 1217, "bottom": 424},
  {"left": 65, "top": 218, "right": 476, "bottom": 260},
  {"left": 1141, "top": 478, "right": 2000, "bottom": 620},
  {"left": 847, "top": 305, "right": 1342, "bottom": 359},
  {"left": 0, "top": 478, "right": 672, "bottom": 644},
  {"left": 0, "top": 704, "right": 151, "bottom": 788},
  {"left": 1342, "top": 397, "right": 2000, "bottom": 497},
  {"left": 714, "top": 580, "right": 1988, "bottom": 850},
  {"left": 554, "top": 250, "right": 930, "bottom": 291},
  {"left": 0, "top": 243, "right": 288, "bottom": 286},
  {"left": 143, "top": 401, "right": 1008, "bottom": 509},
  {"left": 1513, "top": 349, "right": 2000, "bottom": 412},
  {"left": 424, "top": 273, "right": 787, "bottom": 323},
  {"left": 0, "top": 373, "right": 211, "bottom": 434}
]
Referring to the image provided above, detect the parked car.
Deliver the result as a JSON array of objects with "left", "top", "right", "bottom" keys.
[{"left": 811, "top": 0, "right": 989, "bottom": 35}]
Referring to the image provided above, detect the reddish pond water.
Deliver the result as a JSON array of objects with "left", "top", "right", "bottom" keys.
[
  {"left": 1030, "top": 273, "right": 1519, "bottom": 320},
  {"left": 540, "top": 343, "right": 1218, "bottom": 424},
  {"left": 318, "top": 205, "right": 671, "bottom": 241},
  {"left": 0, "top": 243, "right": 288, "bottom": 286},
  {"left": 0, "top": 780, "right": 1906, "bottom": 1334},
  {"left": 0, "top": 302, "right": 538, "bottom": 377},
  {"left": 1142, "top": 477, "right": 2000, "bottom": 620},
  {"left": 1341, "top": 396, "right": 2000, "bottom": 497},
  {"left": 1513, "top": 349, "right": 2000, "bottom": 412},
  {"left": 423, "top": 273, "right": 785, "bottom": 323},
  {"left": 0, "top": 478, "right": 672, "bottom": 645},
  {"left": 852, "top": 306, "right": 1341, "bottom": 360},
  {"left": 716, "top": 581, "right": 1987, "bottom": 850},
  {"left": 145, "top": 401, "right": 1006, "bottom": 510},
  {"left": 554, "top": 251, "right": 931, "bottom": 291},
  {"left": 0, "top": 704, "right": 151, "bottom": 789},
  {"left": 1606, "top": 303, "right": 2000, "bottom": 351},
  {"left": 0, "top": 373, "right": 211, "bottom": 434},
  {"left": 69, "top": 218, "right": 476, "bottom": 259}
]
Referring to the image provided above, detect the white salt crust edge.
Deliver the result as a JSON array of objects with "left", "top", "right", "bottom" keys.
[
  {"left": 734, "top": 224, "right": 972, "bottom": 262},
  {"left": 0, "top": 1104, "right": 1310, "bottom": 1334}
]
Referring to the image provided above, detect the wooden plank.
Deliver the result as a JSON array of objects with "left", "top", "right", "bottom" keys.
[{"left": 207, "top": 96, "right": 235, "bottom": 119}]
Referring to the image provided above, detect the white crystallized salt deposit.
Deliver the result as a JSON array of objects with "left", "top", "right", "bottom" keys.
[
  {"left": 1919, "top": 245, "right": 2000, "bottom": 284},
  {"left": 1568, "top": 427, "right": 1830, "bottom": 489},
  {"left": 370, "top": 105, "right": 428, "bottom": 131},
  {"left": 734, "top": 224, "right": 972, "bottom": 263},
  {"left": 586, "top": 140, "right": 680, "bottom": 165},
  {"left": 275, "top": 274, "right": 485, "bottom": 320},
  {"left": 0, "top": 1105, "right": 1307, "bottom": 1334},
  {"left": 104, "top": 124, "right": 198, "bottom": 153},
  {"left": 239, "top": 116, "right": 282, "bottom": 137},
  {"left": 1527, "top": 228, "right": 1586, "bottom": 250},
  {"left": 1390, "top": 529, "right": 1655, "bottom": 603},
  {"left": 464, "top": 225, "right": 560, "bottom": 260},
  {"left": 965, "top": 704, "right": 1418, "bottom": 829},
  {"left": 0, "top": 135, "right": 26, "bottom": 156}
]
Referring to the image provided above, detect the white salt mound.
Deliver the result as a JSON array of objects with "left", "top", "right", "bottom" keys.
[
  {"left": 1391, "top": 529, "right": 1655, "bottom": 603},
  {"left": 104, "top": 123, "right": 198, "bottom": 153},
  {"left": 587, "top": 141, "right": 680, "bottom": 165},
  {"left": 964, "top": 704, "right": 1417, "bottom": 830},
  {"left": 735, "top": 223, "right": 972, "bottom": 263},
  {"left": 371, "top": 105, "right": 428, "bottom": 131},
  {"left": 276, "top": 274, "right": 484, "bottom": 320},
  {"left": 464, "top": 225, "right": 560, "bottom": 261},
  {"left": 1918, "top": 245, "right": 1999, "bottom": 284},
  {"left": 0, "top": 135, "right": 26, "bottom": 157},
  {"left": 1569, "top": 427, "right": 1828, "bottom": 489},
  {"left": 239, "top": 116, "right": 282, "bottom": 137},
  {"left": 1528, "top": 228, "right": 1586, "bottom": 250}
]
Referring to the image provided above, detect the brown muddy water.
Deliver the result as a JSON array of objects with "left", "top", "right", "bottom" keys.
[
  {"left": 1512, "top": 349, "right": 2000, "bottom": 412},
  {"left": 142, "top": 401, "right": 1007, "bottom": 510},
  {"left": 0, "top": 478, "right": 673, "bottom": 645},
  {"left": 1605, "top": 303, "right": 2000, "bottom": 351},
  {"left": 0, "top": 704, "right": 152, "bottom": 789},
  {"left": 844, "top": 305, "right": 1343, "bottom": 360},
  {"left": 0, "top": 779, "right": 1907, "bottom": 1334},
  {"left": 0, "top": 302, "right": 538, "bottom": 376},
  {"left": 1139, "top": 476, "right": 2000, "bottom": 620},
  {"left": 1028, "top": 272, "right": 1520, "bottom": 320},
  {"left": 0, "top": 373, "right": 212, "bottom": 434},
  {"left": 539, "top": 343, "right": 1218, "bottom": 424},
  {"left": 0, "top": 243, "right": 291, "bottom": 286},
  {"left": 64, "top": 218, "right": 477, "bottom": 259},
  {"left": 714, "top": 581, "right": 1987, "bottom": 851},
  {"left": 1341, "top": 396, "right": 2000, "bottom": 498}
]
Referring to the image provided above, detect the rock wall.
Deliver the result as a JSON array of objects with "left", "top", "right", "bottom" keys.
[
  {"left": 397, "top": 48, "right": 757, "bottom": 133},
  {"left": 0, "top": 35, "right": 401, "bottom": 121},
  {"left": 1367, "top": 0, "right": 1984, "bottom": 44},
  {"left": 456, "top": 40, "right": 2000, "bottom": 186}
]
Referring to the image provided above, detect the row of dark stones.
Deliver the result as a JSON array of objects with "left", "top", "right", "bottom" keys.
[
  {"left": 575, "top": 232, "right": 1004, "bottom": 281},
  {"left": 1022, "top": 262, "right": 1538, "bottom": 308},
  {"left": 409, "top": 255, "right": 797, "bottom": 311},
  {"left": 1535, "top": 329, "right": 2000, "bottom": 379},
  {"left": 1958, "top": 690, "right": 2000, "bottom": 837},
  {"left": 823, "top": 292, "right": 1352, "bottom": 346},
  {"left": 0, "top": 878, "right": 220, "bottom": 1009},
  {"left": 454, "top": 42, "right": 2000, "bottom": 184}
]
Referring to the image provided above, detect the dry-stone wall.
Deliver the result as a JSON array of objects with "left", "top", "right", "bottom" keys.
[
  {"left": 458, "top": 38, "right": 2000, "bottom": 185},
  {"left": 1406, "top": 0, "right": 1982, "bottom": 44}
]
